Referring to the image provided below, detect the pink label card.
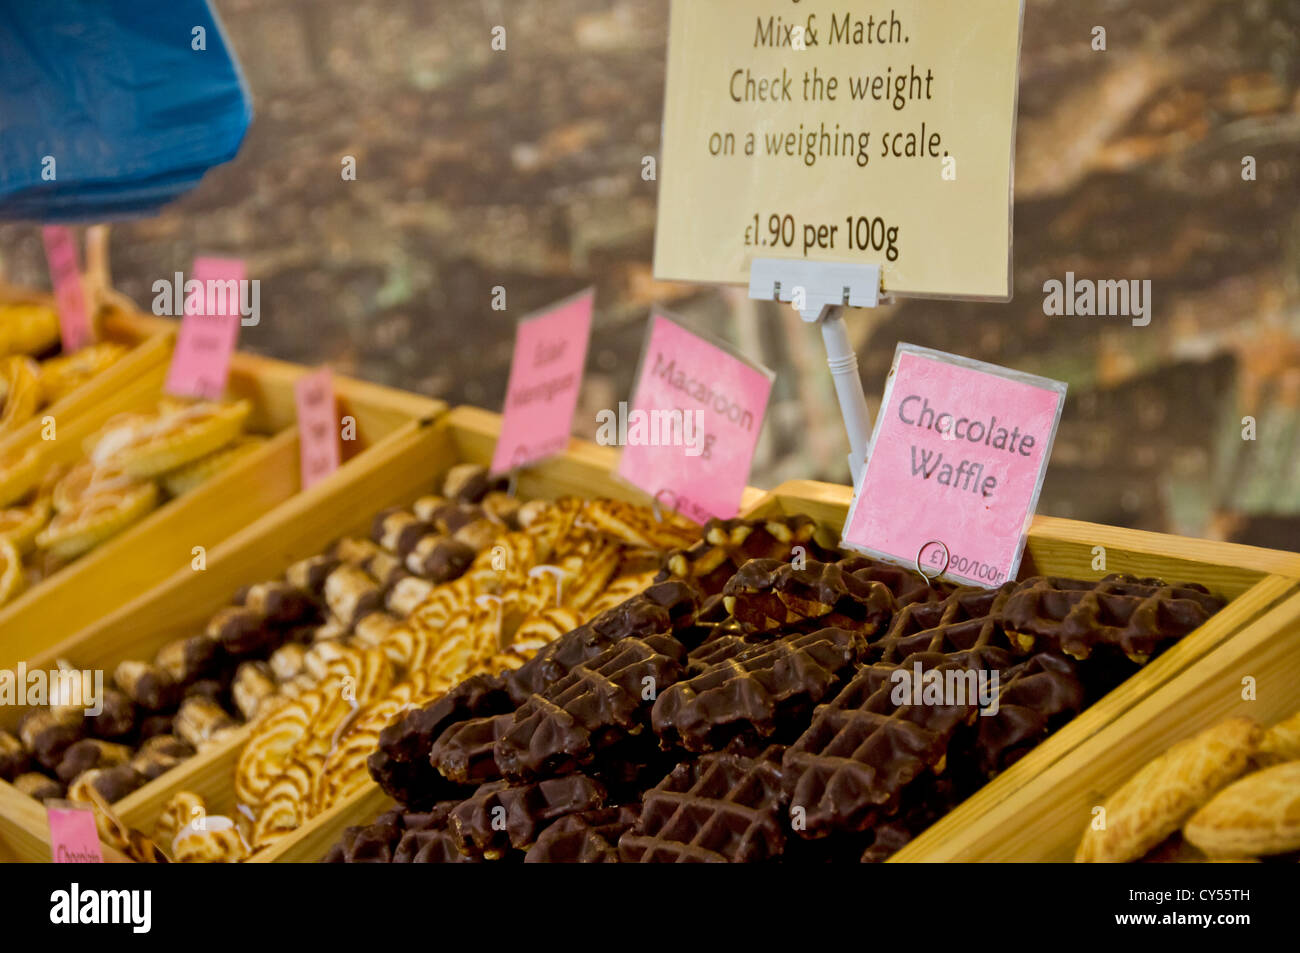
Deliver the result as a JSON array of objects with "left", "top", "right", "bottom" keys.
[
  {"left": 295, "top": 367, "right": 341, "bottom": 490},
  {"left": 41, "top": 226, "right": 93, "bottom": 352},
  {"left": 843, "top": 344, "right": 1066, "bottom": 588},
  {"left": 164, "top": 257, "right": 246, "bottom": 400},
  {"left": 614, "top": 312, "right": 774, "bottom": 525},
  {"left": 47, "top": 803, "right": 104, "bottom": 864},
  {"left": 490, "top": 289, "right": 594, "bottom": 477}
]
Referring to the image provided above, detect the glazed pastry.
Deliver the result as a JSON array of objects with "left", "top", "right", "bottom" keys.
[
  {"left": 0, "top": 302, "right": 60, "bottom": 356},
  {"left": 172, "top": 814, "right": 249, "bottom": 863},
  {"left": 0, "top": 445, "right": 43, "bottom": 508},
  {"left": 0, "top": 356, "right": 40, "bottom": 435},
  {"left": 159, "top": 435, "right": 265, "bottom": 497},
  {"left": 1256, "top": 708, "right": 1300, "bottom": 767},
  {"left": 155, "top": 790, "right": 206, "bottom": 845},
  {"left": 1075, "top": 717, "right": 1261, "bottom": 863},
  {"left": 0, "top": 495, "right": 51, "bottom": 554},
  {"left": 1185, "top": 761, "right": 1300, "bottom": 857},
  {"left": 92, "top": 399, "right": 251, "bottom": 478},
  {"left": 37, "top": 342, "right": 127, "bottom": 403},
  {"left": 36, "top": 480, "right": 158, "bottom": 559}
]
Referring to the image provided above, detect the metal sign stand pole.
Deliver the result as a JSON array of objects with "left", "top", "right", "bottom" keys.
[{"left": 748, "top": 258, "right": 883, "bottom": 486}]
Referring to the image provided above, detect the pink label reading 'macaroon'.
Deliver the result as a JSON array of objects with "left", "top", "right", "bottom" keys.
[
  {"left": 843, "top": 346, "right": 1066, "bottom": 588},
  {"left": 615, "top": 313, "right": 773, "bottom": 524},
  {"left": 48, "top": 805, "right": 104, "bottom": 864},
  {"left": 490, "top": 289, "right": 594, "bottom": 477},
  {"left": 164, "top": 257, "right": 246, "bottom": 400},
  {"left": 295, "top": 367, "right": 341, "bottom": 490},
  {"left": 41, "top": 226, "right": 93, "bottom": 353}
]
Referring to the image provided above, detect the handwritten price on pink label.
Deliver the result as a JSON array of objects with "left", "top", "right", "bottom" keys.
[
  {"left": 842, "top": 345, "right": 1066, "bottom": 587},
  {"left": 41, "top": 226, "right": 93, "bottom": 353},
  {"left": 47, "top": 804, "right": 104, "bottom": 864},
  {"left": 295, "top": 367, "right": 341, "bottom": 490},
  {"left": 615, "top": 313, "right": 773, "bottom": 524},
  {"left": 491, "top": 289, "right": 594, "bottom": 477},
  {"left": 164, "top": 257, "right": 245, "bottom": 400}
]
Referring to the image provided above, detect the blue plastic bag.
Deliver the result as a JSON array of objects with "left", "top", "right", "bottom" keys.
[{"left": 0, "top": 0, "right": 252, "bottom": 222}]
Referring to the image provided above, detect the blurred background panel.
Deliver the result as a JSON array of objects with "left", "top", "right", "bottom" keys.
[{"left": 1, "top": 0, "right": 1297, "bottom": 547}]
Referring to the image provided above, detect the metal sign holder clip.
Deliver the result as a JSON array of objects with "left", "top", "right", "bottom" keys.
[{"left": 747, "top": 258, "right": 885, "bottom": 486}]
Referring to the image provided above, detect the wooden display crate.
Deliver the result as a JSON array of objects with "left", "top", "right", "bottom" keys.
[
  {"left": 1, "top": 405, "right": 764, "bottom": 862},
  {"left": 747, "top": 481, "right": 1300, "bottom": 863},
  {"left": 8, "top": 461, "right": 1295, "bottom": 863},
  {"left": 0, "top": 308, "right": 444, "bottom": 667},
  {"left": 895, "top": 589, "right": 1300, "bottom": 862}
]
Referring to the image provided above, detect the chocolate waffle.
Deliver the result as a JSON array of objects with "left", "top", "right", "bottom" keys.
[
  {"left": 782, "top": 647, "right": 1013, "bottom": 838},
  {"left": 721, "top": 559, "right": 895, "bottom": 634},
  {"left": 525, "top": 805, "right": 640, "bottom": 863},
  {"left": 368, "top": 674, "right": 515, "bottom": 806},
  {"left": 618, "top": 746, "right": 788, "bottom": 863},
  {"left": 652, "top": 627, "right": 865, "bottom": 753},
  {"left": 1002, "top": 574, "right": 1223, "bottom": 663},
  {"left": 838, "top": 555, "right": 954, "bottom": 608},
  {"left": 323, "top": 809, "right": 406, "bottom": 863},
  {"left": 656, "top": 515, "right": 826, "bottom": 597},
  {"left": 971, "top": 651, "right": 1085, "bottom": 776},
  {"left": 428, "top": 713, "right": 515, "bottom": 786},
  {"left": 494, "top": 634, "right": 687, "bottom": 780},
  {"left": 505, "top": 580, "right": 698, "bottom": 703},
  {"left": 869, "top": 582, "right": 1020, "bottom": 664},
  {"left": 448, "top": 775, "right": 607, "bottom": 858}
]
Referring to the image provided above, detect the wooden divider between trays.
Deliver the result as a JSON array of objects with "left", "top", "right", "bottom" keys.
[
  {"left": 892, "top": 587, "right": 1300, "bottom": 862},
  {"left": 0, "top": 312, "right": 446, "bottom": 663}
]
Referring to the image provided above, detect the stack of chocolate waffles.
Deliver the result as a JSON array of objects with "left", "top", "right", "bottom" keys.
[{"left": 327, "top": 516, "right": 1225, "bottom": 863}]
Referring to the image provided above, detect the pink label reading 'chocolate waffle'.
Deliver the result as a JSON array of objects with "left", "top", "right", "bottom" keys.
[
  {"left": 614, "top": 312, "right": 773, "bottom": 524},
  {"left": 490, "top": 289, "right": 594, "bottom": 477},
  {"left": 164, "top": 257, "right": 245, "bottom": 400},
  {"left": 295, "top": 366, "right": 341, "bottom": 490},
  {"left": 41, "top": 226, "right": 93, "bottom": 353},
  {"left": 843, "top": 344, "right": 1066, "bottom": 588},
  {"left": 47, "top": 803, "right": 104, "bottom": 863}
]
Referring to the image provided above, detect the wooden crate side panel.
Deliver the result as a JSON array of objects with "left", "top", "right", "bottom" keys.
[{"left": 893, "top": 587, "right": 1300, "bottom": 861}]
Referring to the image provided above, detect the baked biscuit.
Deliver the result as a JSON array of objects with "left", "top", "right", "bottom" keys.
[
  {"left": 1185, "top": 761, "right": 1300, "bottom": 857},
  {"left": 1256, "top": 708, "right": 1300, "bottom": 767},
  {"left": 1075, "top": 717, "right": 1261, "bottom": 863}
]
